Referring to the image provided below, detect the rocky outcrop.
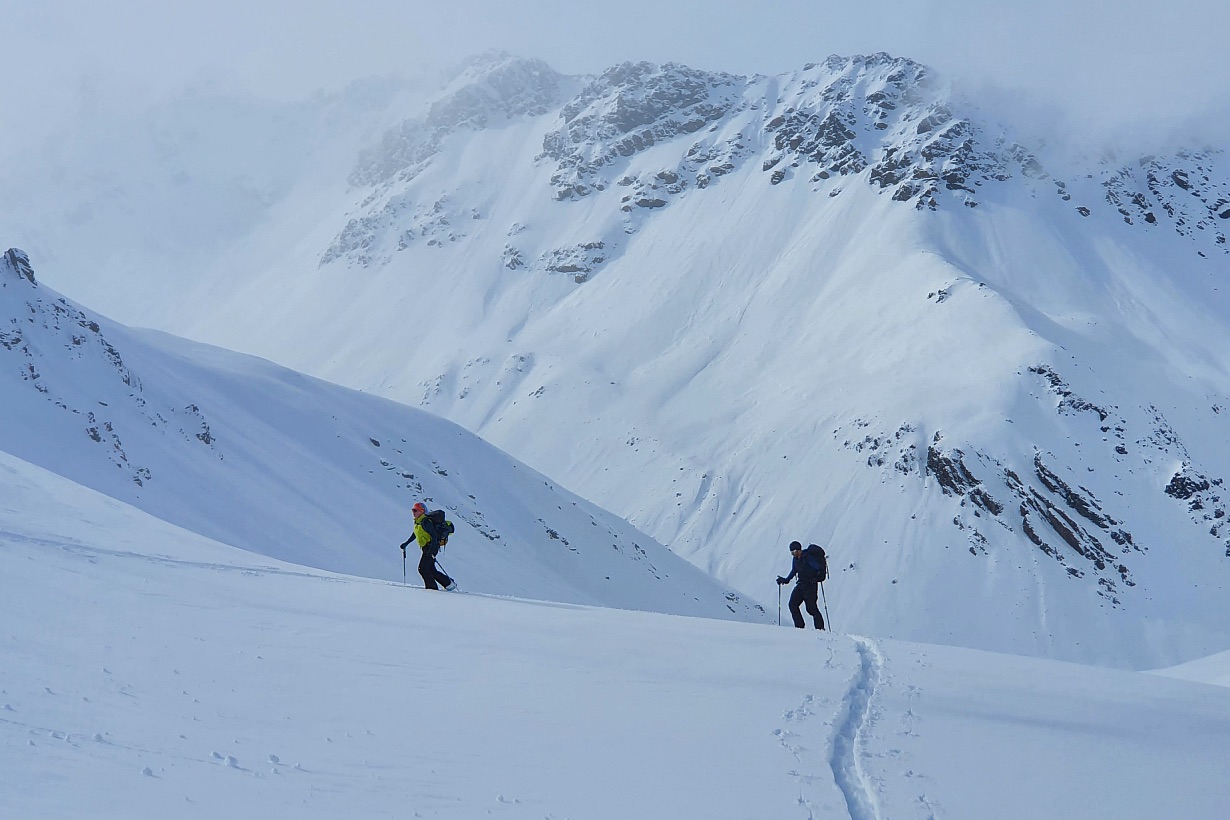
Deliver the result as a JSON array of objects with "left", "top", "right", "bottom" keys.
[
  {"left": 762, "top": 54, "right": 1042, "bottom": 211},
  {"left": 539, "top": 53, "right": 1047, "bottom": 213},
  {"left": 541, "top": 61, "right": 747, "bottom": 201},
  {"left": 1028, "top": 365, "right": 1113, "bottom": 423},
  {"left": 1166, "top": 464, "right": 1229, "bottom": 556},
  {"left": 328, "top": 52, "right": 1230, "bottom": 271},
  {"left": 3, "top": 248, "right": 36, "bottom": 284},
  {"left": 542, "top": 241, "right": 609, "bottom": 282},
  {"left": 925, "top": 437, "right": 1004, "bottom": 517},
  {"left": 1099, "top": 149, "right": 1229, "bottom": 256},
  {"left": 1, "top": 253, "right": 219, "bottom": 485},
  {"left": 838, "top": 405, "right": 1164, "bottom": 606}
]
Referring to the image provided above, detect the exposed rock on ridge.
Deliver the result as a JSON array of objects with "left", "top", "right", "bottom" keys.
[
  {"left": 1, "top": 250, "right": 219, "bottom": 486},
  {"left": 327, "top": 52, "right": 1230, "bottom": 272},
  {"left": 762, "top": 54, "right": 1043, "bottom": 210},
  {"left": 1100, "top": 149, "right": 1229, "bottom": 257},
  {"left": 837, "top": 355, "right": 1229, "bottom": 609},
  {"left": 541, "top": 61, "right": 747, "bottom": 201},
  {"left": 3, "top": 248, "right": 36, "bottom": 284}
]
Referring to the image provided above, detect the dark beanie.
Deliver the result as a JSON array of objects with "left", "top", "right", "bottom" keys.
[{"left": 788, "top": 541, "right": 802, "bottom": 552}]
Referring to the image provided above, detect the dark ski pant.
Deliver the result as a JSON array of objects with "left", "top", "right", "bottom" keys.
[
  {"left": 789, "top": 581, "right": 824, "bottom": 630},
  {"left": 418, "top": 546, "right": 452, "bottom": 590}
]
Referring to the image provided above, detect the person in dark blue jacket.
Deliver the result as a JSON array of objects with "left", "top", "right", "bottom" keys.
[{"left": 777, "top": 541, "right": 827, "bottom": 629}]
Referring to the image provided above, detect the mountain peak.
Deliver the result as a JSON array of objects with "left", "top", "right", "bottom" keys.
[
  {"left": 3, "top": 248, "right": 35, "bottom": 284},
  {"left": 543, "top": 60, "right": 747, "bottom": 200},
  {"left": 444, "top": 49, "right": 552, "bottom": 84},
  {"left": 347, "top": 52, "right": 570, "bottom": 190},
  {"left": 813, "top": 51, "right": 929, "bottom": 77}
]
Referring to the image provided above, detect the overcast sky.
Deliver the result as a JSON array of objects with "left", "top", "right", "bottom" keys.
[{"left": 4, "top": 0, "right": 1229, "bottom": 155}]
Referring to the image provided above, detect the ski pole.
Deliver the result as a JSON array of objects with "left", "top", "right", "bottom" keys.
[
  {"left": 820, "top": 580, "right": 831, "bottom": 632},
  {"left": 777, "top": 583, "right": 781, "bottom": 626}
]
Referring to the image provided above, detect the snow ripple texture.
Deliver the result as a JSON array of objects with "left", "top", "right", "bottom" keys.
[{"left": 830, "top": 637, "right": 884, "bottom": 820}]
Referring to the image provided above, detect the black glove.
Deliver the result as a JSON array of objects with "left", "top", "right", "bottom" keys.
[{"left": 776, "top": 576, "right": 787, "bottom": 585}]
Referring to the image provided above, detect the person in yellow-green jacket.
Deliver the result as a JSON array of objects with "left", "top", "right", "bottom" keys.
[{"left": 399, "top": 502, "right": 457, "bottom": 590}]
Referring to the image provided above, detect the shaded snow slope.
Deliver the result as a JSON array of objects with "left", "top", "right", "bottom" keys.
[
  {"left": 0, "top": 250, "right": 760, "bottom": 620},
  {"left": 3, "top": 452, "right": 1230, "bottom": 819},
  {"left": 7, "top": 53, "right": 1230, "bottom": 667}
]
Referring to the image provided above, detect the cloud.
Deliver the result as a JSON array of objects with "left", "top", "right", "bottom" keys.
[
  {"left": 3, "top": 0, "right": 1228, "bottom": 159},
  {"left": 900, "top": 1, "right": 1230, "bottom": 149}
]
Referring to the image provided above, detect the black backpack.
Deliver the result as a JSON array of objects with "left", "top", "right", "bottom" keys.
[
  {"left": 804, "top": 544, "right": 828, "bottom": 582},
  {"left": 424, "top": 509, "right": 455, "bottom": 546}
]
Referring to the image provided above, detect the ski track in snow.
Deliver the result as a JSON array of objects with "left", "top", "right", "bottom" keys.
[{"left": 829, "top": 636, "right": 884, "bottom": 820}]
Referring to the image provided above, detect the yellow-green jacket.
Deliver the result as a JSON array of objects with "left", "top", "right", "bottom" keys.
[
  {"left": 408, "top": 512, "right": 453, "bottom": 551},
  {"left": 412, "top": 514, "right": 433, "bottom": 549}
]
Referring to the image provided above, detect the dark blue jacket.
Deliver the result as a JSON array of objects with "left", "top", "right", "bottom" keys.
[{"left": 783, "top": 546, "right": 828, "bottom": 585}]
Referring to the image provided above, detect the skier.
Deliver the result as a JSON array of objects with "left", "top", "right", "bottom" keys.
[
  {"left": 400, "top": 502, "right": 457, "bottom": 590},
  {"left": 777, "top": 541, "right": 827, "bottom": 630}
]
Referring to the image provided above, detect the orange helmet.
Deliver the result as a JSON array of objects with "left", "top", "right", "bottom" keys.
[{"left": 412, "top": 502, "right": 427, "bottom": 517}]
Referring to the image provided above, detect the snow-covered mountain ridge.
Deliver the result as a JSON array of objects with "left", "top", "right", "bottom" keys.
[
  {"left": 328, "top": 52, "right": 1227, "bottom": 272},
  {"left": 0, "top": 247, "right": 760, "bottom": 620},
  {"left": 273, "top": 52, "right": 1230, "bottom": 668},
  {"left": 7, "top": 51, "right": 1230, "bottom": 668}
]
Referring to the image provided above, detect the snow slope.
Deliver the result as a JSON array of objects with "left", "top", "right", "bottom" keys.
[
  {"left": 0, "top": 248, "right": 760, "bottom": 621},
  {"left": 3, "top": 450, "right": 1230, "bottom": 819},
  {"left": 7, "top": 53, "right": 1230, "bottom": 668},
  {"left": 1153, "top": 650, "right": 1230, "bottom": 688}
]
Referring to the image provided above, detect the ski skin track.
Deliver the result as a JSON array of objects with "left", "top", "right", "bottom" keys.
[{"left": 830, "top": 636, "right": 885, "bottom": 820}]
